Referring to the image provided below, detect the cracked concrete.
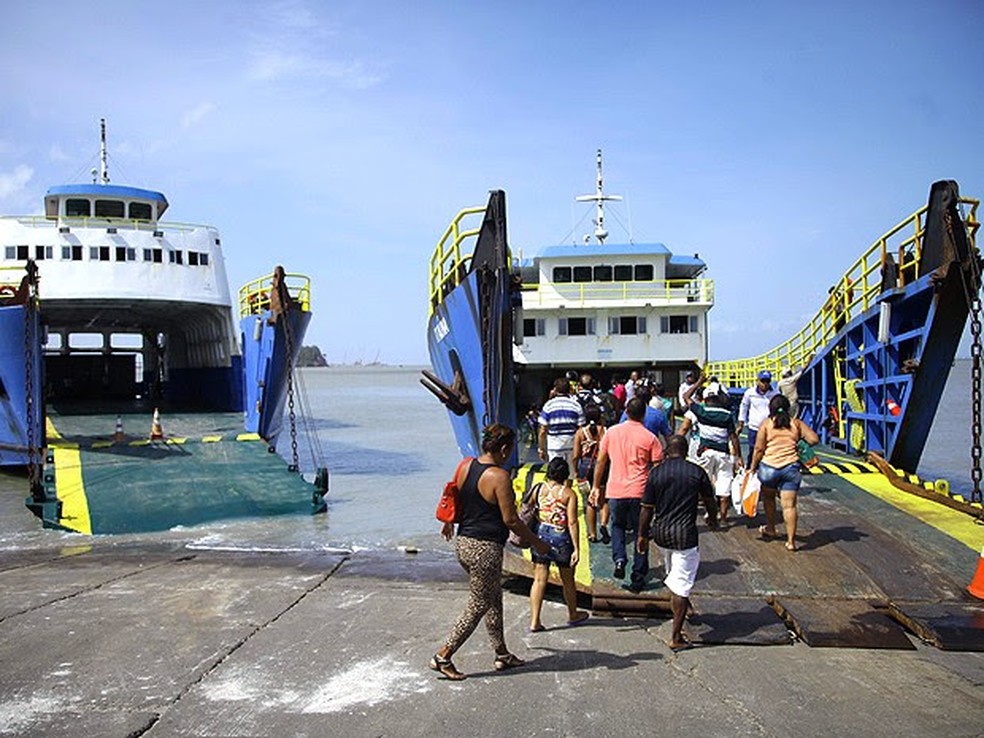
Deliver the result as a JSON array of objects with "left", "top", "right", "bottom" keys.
[{"left": 0, "top": 543, "right": 981, "bottom": 737}]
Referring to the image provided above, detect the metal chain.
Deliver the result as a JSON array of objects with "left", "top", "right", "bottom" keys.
[
  {"left": 969, "top": 293, "right": 982, "bottom": 503},
  {"left": 23, "top": 266, "right": 39, "bottom": 495},
  {"left": 280, "top": 284, "right": 300, "bottom": 473}
]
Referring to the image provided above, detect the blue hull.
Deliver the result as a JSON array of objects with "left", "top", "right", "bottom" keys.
[
  {"left": 423, "top": 190, "right": 519, "bottom": 463},
  {"left": 241, "top": 308, "right": 312, "bottom": 444},
  {"left": 0, "top": 303, "right": 44, "bottom": 467}
]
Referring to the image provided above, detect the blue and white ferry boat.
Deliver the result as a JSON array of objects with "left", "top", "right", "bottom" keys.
[{"left": 0, "top": 120, "right": 322, "bottom": 531}]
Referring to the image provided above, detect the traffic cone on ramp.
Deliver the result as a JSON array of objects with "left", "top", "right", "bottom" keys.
[
  {"left": 969, "top": 546, "right": 984, "bottom": 600},
  {"left": 150, "top": 408, "right": 164, "bottom": 440},
  {"left": 113, "top": 415, "right": 124, "bottom": 442}
]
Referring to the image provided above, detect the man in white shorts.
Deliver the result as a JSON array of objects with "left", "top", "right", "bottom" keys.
[
  {"left": 678, "top": 379, "right": 743, "bottom": 524},
  {"left": 638, "top": 435, "right": 718, "bottom": 651}
]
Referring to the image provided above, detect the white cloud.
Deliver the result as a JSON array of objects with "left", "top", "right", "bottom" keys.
[
  {"left": 48, "top": 145, "right": 70, "bottom": 162},
  {"left": 182, "top": 102, "right": 217, "bottom": 130},
  {"left": 0, "top": 164, "right": 33, "bottom": 199}
]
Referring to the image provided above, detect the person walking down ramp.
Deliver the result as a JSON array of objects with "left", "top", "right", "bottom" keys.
[
  {"left": 538, "top": 377, "right": 585, "bottom": 469},
  {"left": 748, "top": 395, "right": 820, "bottom": 552},
  {"left": 591, "top": 397, "right": 663, "bottom": 593},
  {"left": 432, "top": 424, "right": 549, "bottom": 681},
  {"left": 638, "top": 435, "right": 718, "bottom": 651},
  {"left": 529, "top": 457, "right": 590, "bottom": 632}
]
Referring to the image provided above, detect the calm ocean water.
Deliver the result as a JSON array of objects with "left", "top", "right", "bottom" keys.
[{"left": 0, "top": 361, "right": 978, "bottom": 553}]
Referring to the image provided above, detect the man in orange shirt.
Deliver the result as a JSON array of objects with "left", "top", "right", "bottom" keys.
[{"left": 590, "top": 397, "right": 664, "bottom": 593}]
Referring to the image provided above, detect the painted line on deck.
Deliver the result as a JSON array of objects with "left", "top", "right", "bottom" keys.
[{"left": 44, "top": 419, "right": 92, "bottom": 535}]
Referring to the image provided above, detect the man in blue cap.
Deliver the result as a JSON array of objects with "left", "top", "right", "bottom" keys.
[{"left": 736, "top": 370, "right": 778, "bottom": 466}]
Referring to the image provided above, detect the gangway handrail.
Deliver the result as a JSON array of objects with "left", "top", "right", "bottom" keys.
[
  {"left": 705, "top": 197, "right": 980, "bottom": 387},
  {"left": 238, "top": 272, "right": 312, "bottom": 317}
]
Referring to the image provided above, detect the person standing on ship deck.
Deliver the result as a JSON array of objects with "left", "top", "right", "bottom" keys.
[
  {"left": 778, "top": 356, "right": 812, "bottom": 419},
  {"left": 621, "top": 382, "right": 670, "bottom": 447},
  {"left": 431, "top": 424, "right": 549, "bottom": 681},
  {"left": 538, "top": 377, "right": 585, "bottom": 471},
  {"left": 591, "top": 397, "right": 663, "bottom": 593},
  {"left": 737, "top": 370, "right": 778, "bottom": 466}
]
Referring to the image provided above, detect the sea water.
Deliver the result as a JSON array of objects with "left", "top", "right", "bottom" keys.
[{"left": 0, "top": 362, "right": 978, "bottom": 554}]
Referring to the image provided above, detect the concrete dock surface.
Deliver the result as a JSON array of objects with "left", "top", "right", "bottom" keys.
[{"left": 0, "top": 543, "right": 982, "bottom": 737}]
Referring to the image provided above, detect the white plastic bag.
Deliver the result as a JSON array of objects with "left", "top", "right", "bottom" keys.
[{"left": 730, "top": 469, "right": 761, "bottom": 517}]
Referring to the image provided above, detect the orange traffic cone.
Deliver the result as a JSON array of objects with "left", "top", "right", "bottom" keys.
[
  {"left": 886, "top": 398, "right": 901, "bottom": 416},
  {"left": 113, "top": 415, "right": 124, "bottom": 442},
  {"left": 969, "top": 546, "right": 984, "bottom": 600},
  {"left": 150, "top": 408, "right": 164, "bottom": 440}
]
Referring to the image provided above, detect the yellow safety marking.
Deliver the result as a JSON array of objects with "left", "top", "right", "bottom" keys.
[
  {"left": 843, "top": 472, "right": 984, "bottom": 552},
  {"left": 45, "top": 419, "right": 92, "bottom": 535},
  {"left": 202, "top": 435, "right": 222, "bottom": 443},
  {"left": 129, "top": 440, "right": 151, "bottom": 446},
  {"left": 237, "top": 433, "right": 261, "bottom": 441},
  {"left": 166, "top": 437, "right": 188, "bottom": 445}
]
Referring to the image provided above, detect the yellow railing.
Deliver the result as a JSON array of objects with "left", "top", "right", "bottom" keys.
[
  {"left": 428, "top": 205, "right": 486, "bottom": 315},
  {"left": 521, "top": 278, "right": 714, "bottom": 306},
  {"left": 238, "top": 272, "right": 312, "bottom": 318},
  {"left": 705, "top": 196, "right": 980, "bottom": 388}
]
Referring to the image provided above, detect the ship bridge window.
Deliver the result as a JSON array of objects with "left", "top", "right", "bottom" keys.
[
  {"left": 62, "top": 245, "right": 83, "bottom": 261},
  {"left": 552, "top": 266, "right": 572, "bottom": 283},
  {"left": 593, "top": 265, "right": 613, "bottom": 282},
  {"left": 35, "top": 245, "right": 53, "bottom": 260},
  {"left": 614, "top": 265, "right": 633, "bottom": 281},
  {"left": 90, "top": 246, "right": 111, "bottom": 261},
  {"left": 143, "top": 247, "right": 163, "bottom": 263},
  {"left": 573, "top": 266, "right": 592, "bottom": 283},
  {"left": 115, "top": 246, "right": 136, "bottom": 262},
  {"left": 661, "top": 315, "right": 699, "bottom": 334},
  {"left": 128, "top": 202, "right": 152, "bottom": 220},
  {"left": 94, "top": 200, "right": 125, "bottom": 218},
  {"left": 634, "top": 264, "right": 654, "bottom": 281},
  {"left": 609, "top": 316, "right": 647, "bottom": 335},
  {"left": 5, "top": 245, "right": 29, "bottom": 260},
  {"left": 65, "top": 199, "right": 91, "bottom": 217},
  {"left": 523, "top": 318, "right": 545, "bottom": 337},
  {"left": 559, "top": 317, "right": 595, "bottom": 336},
  {"left": 169, "top": 250, "right": 183, "bottom": 265}
]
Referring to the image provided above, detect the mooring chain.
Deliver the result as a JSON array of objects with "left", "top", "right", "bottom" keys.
[
  {"left": 23, "top": 271, "right": 39, "bottom": 495},
  {"left": 478, "top": 265, "right": 494, "bottom": 428},
  {"left": 969, "top": 291, "right": 983, "bottom": 504},
  {"left": 280, "top": 282, "right": 300, "bottom": 473}
]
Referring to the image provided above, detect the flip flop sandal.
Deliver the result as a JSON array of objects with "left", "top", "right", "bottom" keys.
[{"left": 758, "top": 525, "right": 779, "bottom": 540}]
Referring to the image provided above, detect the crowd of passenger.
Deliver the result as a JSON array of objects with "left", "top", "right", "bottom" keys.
[{"left": 432, "top": 364, "right": 817, "bottom": 679}]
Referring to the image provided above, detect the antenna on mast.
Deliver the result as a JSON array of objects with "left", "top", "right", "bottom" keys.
[
  {"left": 575, "top": 148, "right": 622, "bottom": 244},
  {"left": 99, "top": 118, "right": 110, "bottom": 184}
]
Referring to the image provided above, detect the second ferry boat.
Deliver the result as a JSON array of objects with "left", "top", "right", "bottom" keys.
[{"left": 423, "top": 150, "right": 709, "bottom": 463}]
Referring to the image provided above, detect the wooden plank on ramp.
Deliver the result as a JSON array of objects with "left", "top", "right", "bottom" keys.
[
  {"left": 888, "top": 602, "right": 984, "bottom": 652},
  {"left": 771, "top": 597, "right": 915, "bottom": 650},
  {"left": 688, "top": 595, "right": 791, "bottom": 646}
]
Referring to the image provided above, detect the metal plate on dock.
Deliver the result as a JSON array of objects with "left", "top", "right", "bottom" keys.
[
  {"left": 772, "top": 597, "right": 915, "bottom": 650},
  {"left": 688, "top": 596, "right": 791, "bottom": 646},
  {"left": 888, "top": 601, "right": 984, "bottom": 652}
]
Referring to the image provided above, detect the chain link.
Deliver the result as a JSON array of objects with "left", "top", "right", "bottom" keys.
[
  {"left": 280, "top": 284, "right": 300, "bottom": 473},
  {"left": 23, "top": 263, "right": 40, "bottom": 495},
  {"left": 969, "top": 294, "right": 982, "bottom": 503}
]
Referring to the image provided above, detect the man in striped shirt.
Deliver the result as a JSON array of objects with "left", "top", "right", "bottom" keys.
[
  {"left": 638, "top": 435, "right": 718, "bottom": 651},
  {"left": 538, "top": 377, "right": 585, "bottom": 470}
]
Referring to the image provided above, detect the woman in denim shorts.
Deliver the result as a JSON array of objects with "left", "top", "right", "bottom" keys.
[{"left": 749, "top": 394, "right": 819, "bottom": 551}]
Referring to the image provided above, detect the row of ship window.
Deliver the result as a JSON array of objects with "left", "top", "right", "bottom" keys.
[
  {"left": 4, "top": 245, "right": 209, "bottom": 266},
  {"left": 63, "top": 199, "right": 154, "bottom": 221},
  {"left": 524, "top": 315, "right": 700, "bottom": 337},
  {"left": 552, "top": 264, "right": 656, "bottom": 283}
]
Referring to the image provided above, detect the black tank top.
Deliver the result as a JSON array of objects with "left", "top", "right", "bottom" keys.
[{"left": 456, "top": 460, "right": 508, "bottom": 545}]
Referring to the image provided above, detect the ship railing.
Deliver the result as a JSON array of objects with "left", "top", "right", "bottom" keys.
[
  {"left": 520, "top": 278, "right": 714, "bottom": 307},
  {"left": 705, "top": 196, "right": 980, "bottom": 388},
  {"left": 238, "top": 272, "right": 312, "bottom": 318},
  {"left": 0, "top": 214, "right": 214, "bottom": 235},
  {"left": 428, "top": 205, "right": 486, "bottom": 314}
]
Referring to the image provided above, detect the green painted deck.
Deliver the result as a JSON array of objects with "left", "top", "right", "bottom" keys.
[{"left": 45, "top": 410, "right": 316, "bottom": 535}]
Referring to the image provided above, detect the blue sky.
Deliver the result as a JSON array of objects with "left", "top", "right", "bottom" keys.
[{"left": 1, "top": 0, "right": 982, "bottom": 365}]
